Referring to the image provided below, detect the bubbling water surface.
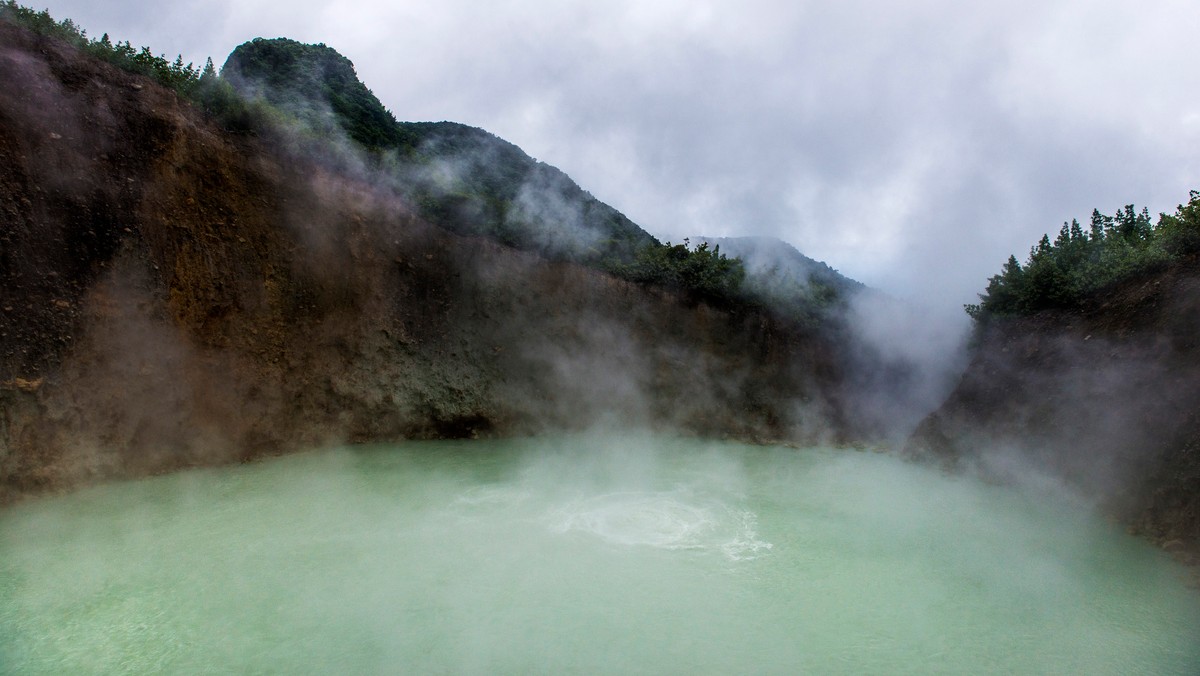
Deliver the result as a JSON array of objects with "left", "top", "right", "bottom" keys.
[{"left": 1, "top": 435, "right": 1197, "bottom": 674}]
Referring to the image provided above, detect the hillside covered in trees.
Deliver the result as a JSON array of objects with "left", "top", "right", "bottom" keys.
[
  {"left": 966, "top": 194, "right": 1200, "bottom": 319},
  {"left": 1, "top": 2, "right": 878, "bottom": 320},
  {"left": 0, "top": 4, "right": 781, "bottom": 310},
  {"left": 913, "top": 191, "right": 1200, "bottom": 566},
  {"left": 220, "top": 37, "right": 762, "bottom": 308},
  {"left": 695, "top": 236, "right": 865, "bottom": 325}
]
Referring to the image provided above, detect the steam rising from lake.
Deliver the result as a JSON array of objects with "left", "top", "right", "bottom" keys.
[{"left": 2, "top": 435, "right": 1197, "bottom": 673}]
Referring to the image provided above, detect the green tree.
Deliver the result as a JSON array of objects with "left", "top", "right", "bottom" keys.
[{"left": 969, "top": 192, "right": 1200, "bottom": 321}]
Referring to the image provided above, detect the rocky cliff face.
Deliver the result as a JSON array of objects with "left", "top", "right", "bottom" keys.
[
  {"left": 908, "top": 260, "right": 1200, "bottom": 564},
  {"left": 0, "top": 21, "right": 853, "bottom": 501}
]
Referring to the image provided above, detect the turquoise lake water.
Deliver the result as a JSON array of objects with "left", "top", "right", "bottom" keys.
[{"left": 2, "top": 435, "right": 1197, "bottom": 674}]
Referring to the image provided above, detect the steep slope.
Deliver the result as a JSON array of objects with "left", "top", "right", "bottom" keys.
[
  {"left": 694, "top": 235, "right": 864, "bottom": 320},
  {"left": 221, "top": 38, "right": 656, "bottom": 266},
  {"left": 0, "top": 19, "right": 852, "bottom": 502},
  {"left": 908, "top": 260, "right": 1200, "bottom": 564},
  {"left": 220, "top": 37, "right": 415, "bottom": 151},
  {"left": 695, "top": 236, "right": 863, "bottom": 297}
]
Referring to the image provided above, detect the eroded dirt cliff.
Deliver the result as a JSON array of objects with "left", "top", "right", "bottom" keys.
[
  {"left": 0, "top": 21, "right": 850, "bottom": 501},
  {"left": 908, "top": 260, "right": 1200, "bottom": 564}
]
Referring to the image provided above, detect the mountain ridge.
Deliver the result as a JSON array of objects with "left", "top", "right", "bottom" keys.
[
  {"left": 0, "top": 14, "right": 871, "bottom": 502},
  {"left": 220, "top": 37, "right": 868, "bottom": 315},
  {"left": 221, "top": 38, "right": 660, "bottom": 271}
]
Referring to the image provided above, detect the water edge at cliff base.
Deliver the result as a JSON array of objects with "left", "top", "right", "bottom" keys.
[{"left": 2, "top": 434, "right": 1198, "bottom": 674}]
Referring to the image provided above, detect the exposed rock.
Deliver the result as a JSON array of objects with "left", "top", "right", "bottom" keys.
[
  {"left": 908, "top": 259, "right": 1200, "bottom": 565},
  {"left": 0, "top": 19, "right": 853, "bottom": 502}
]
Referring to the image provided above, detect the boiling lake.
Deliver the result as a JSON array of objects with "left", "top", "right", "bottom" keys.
[{"left": 2, "top": 435, "right": 1197, "bottom": 673}]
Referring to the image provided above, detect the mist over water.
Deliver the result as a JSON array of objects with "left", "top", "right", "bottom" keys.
[{"left": 2, "top": 435, "right": 1198, "bottom": 674}]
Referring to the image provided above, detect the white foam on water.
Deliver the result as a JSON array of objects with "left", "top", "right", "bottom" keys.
[
  {"left": 4, "top": 439, "right": 1200, "bottom": 673},
  {"left": 548, "top": 491, "right": 772, "bottom": 559},
  {"left": 720, "top": 509, "right": 774, "bottom": 561}
]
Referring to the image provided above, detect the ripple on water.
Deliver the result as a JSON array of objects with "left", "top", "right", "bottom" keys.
[
  {"left": 548, "top": 491, "right": 772, "bottom": 560},
  {"left": 450, "top": 485, "right": 531, "bottom": 508}
]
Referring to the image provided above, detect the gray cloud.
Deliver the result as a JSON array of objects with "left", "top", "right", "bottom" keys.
[{"left": 37, "top": 0, "right": 1200, "bottom": 308}]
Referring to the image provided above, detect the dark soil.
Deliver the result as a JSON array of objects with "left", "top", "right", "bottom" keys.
[
  {"left": 908, "top": 258, "right": 1200, "bottom": 568},
  {"left": 0, "top": 20, "right": 851, "bottom": 503}
]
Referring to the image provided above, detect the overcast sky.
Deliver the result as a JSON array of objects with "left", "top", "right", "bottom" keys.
[{"left": 34, "top": 0, "right": 1200, "bottom": 309}]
